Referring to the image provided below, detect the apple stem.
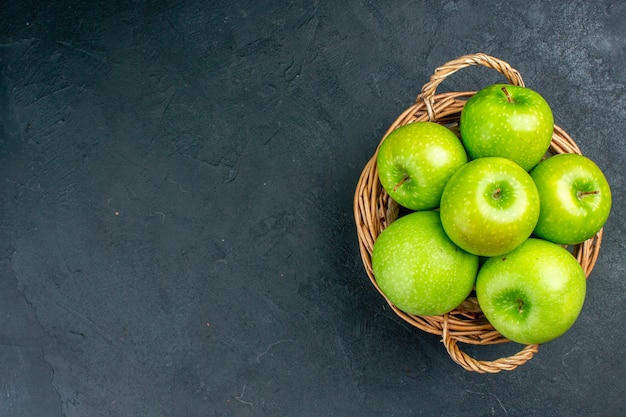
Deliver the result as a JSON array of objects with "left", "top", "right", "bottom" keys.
[
  {"left": 501, "top": 86, "right": 514, "bottom": 103},
  {"left": 492, "top": 187, "right": 502, "bottom": 200},
  {"left": 517, "top": 299, "right": 524, "bottom": 313},
  {"left": 394, "top": 174, "right": 410, "bottom": 191},
  {"left": 577, "top": 190, "right": 599, "bottom": 200}
]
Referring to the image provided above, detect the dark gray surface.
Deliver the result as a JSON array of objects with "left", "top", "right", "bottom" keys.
[{"left": 1, "top": 1, "right": 625, "bottom": 416}]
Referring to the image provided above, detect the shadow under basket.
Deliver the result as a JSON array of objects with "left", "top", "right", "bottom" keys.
[{"left": 353, "top": 53, "right": 603, "bottom": 373}]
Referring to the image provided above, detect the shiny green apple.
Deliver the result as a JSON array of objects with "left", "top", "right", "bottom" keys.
[
  {"left": 476, "top": 238, "right": 587, "bottom": 345},
  {"left": 376, "top": 121, "right": 468, "bottom": 210},
  {"left": 372, "top": 211, "right": 479, "bottom": 316},
  {"left": 530, "top": 153, "right": 611, "bottom": 245},
  {"left": 440, "top": 157, "right": 540, "bottom": 257},
  {"left": 460, "top": 84, "right": 554, "bottom": 171}
]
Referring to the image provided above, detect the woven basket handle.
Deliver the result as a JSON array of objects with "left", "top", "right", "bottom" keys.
[
  {"left": 417, "top": 53, "right": 525, "bottom": 121},
  {"left": 441, "top": 314, "right": 539, "bottom": 373}
]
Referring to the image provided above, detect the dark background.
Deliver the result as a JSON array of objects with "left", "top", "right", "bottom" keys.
[{"left": 1, "top": 1, "right": 625, "bottom": 416}]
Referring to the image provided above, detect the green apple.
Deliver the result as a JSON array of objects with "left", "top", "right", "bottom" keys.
[
  {"left": 476, "top": 238, "right": 587, "bottom": 345},
  {"left": 371, "top": 211, "right": 479, "bottom": 316},
  {"left": 460, "top": 84, "right": 554, "bottom": 171},
  {"left": 440, "top": 157, "right": 540, "bottom": 257},
  {"left": 376, "top": 121, "right": 468, "bottom": 210},
  {"left": 530, "top": 153, "right": 611, "bottom": 245}
]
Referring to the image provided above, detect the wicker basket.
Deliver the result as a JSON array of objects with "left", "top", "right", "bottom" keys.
[{"left": 353, "top": 53, "right": 603, "bottom": 373}]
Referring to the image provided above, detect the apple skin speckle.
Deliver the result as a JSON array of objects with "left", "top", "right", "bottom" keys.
[
  {"left": 460, "top": 84, "right": 554, "bottom": 172},
  {"left": 372, "top": 211, "right": 479, "bottom": 316},
  {"left": 476, "top": 238, "right": 587, "bottom": 345},
  {"left": 530, "top": 153, "right": 612, "bottom": 245},
  {"left": 440, "top": 157, "right": 540, "bottom": 257},
  {"left": 376, "top": 122, "right": 468, "bottom": 211}
]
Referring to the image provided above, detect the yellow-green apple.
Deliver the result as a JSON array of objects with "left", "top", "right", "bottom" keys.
[
  {"left": 530, "top": 153, "right": 611, "bottom": 245},
  {"left": 460, "top": 84, "right": 554, "bottom": 171},
  {"left": 476, "top": 238, "right": 587, "bottom": 345},
  {"left": 376, "top": 121, "right": 467, "bottom": 210},
  {"left": 371, "top": 211, "right": 478, "bottom": 316},
  {"left": 440, "top": 157, "right": 540, "bottom": 257}
]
